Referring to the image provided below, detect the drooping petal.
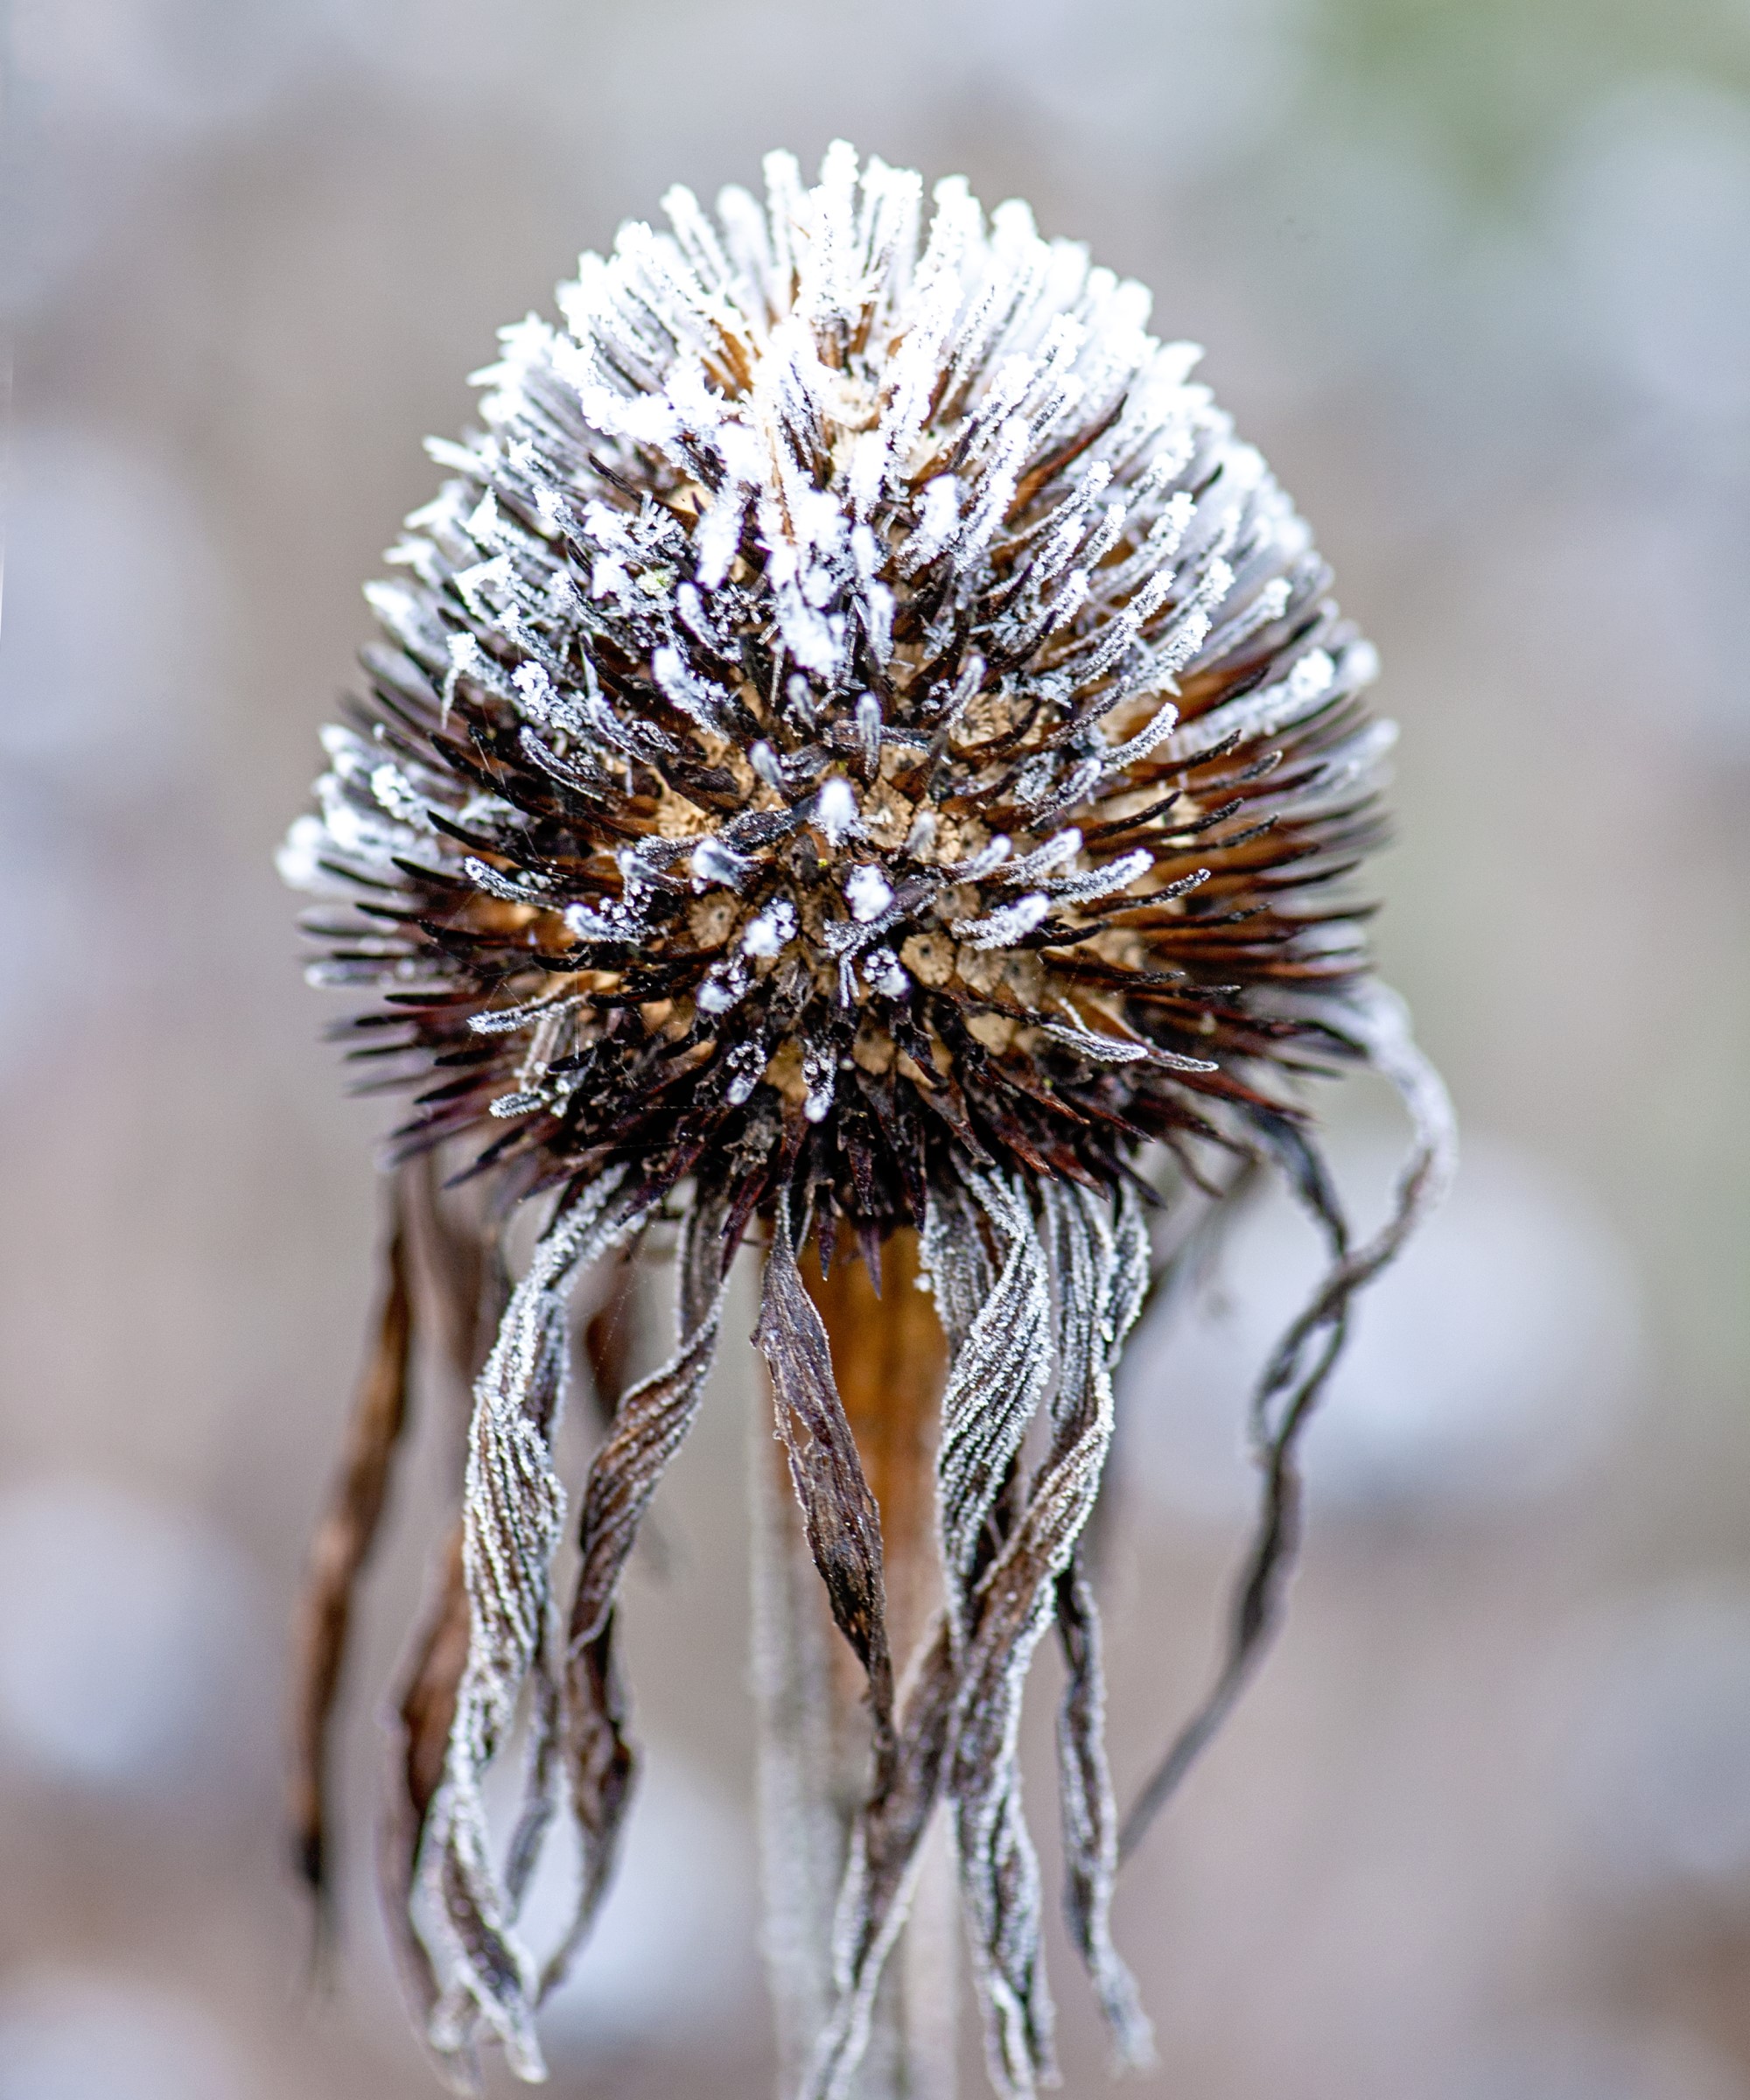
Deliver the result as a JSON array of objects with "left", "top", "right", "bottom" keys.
[
  {"left": 1054, "top": 1563, "right": 1150, "bottom": 2063},
  {"left": 377, "top": 1167, "right": 505, "bottom": 2040},
  {"left": 927, "top": 1169, "right": 1055, "bottom": 1635},
  {"left": 419, "top": 1166, "right": 649, "bottom": 2078},
  {"left": 754, "top": 1205, "right": 896, "bottom": 1760},
  {"left": 811, "top": 1166, "right": 1098, "bottom": 2100},
  {"left": 946, "top": 1181, "right": 1147, "bottom": 2098},
  {"left": 382, "top": 1520, "right": 468, "bottom": 2026},
  {"left": 808, "top": 1623, "right": 958, "bottom": 2100},
  {"left": 539, "top": 1187, "right": 734, "bottom": 1998},
  {"left": 1119, "top": 984, "right": 1458, "bottom": 1861},
  {"left": 1041, "top": 1181, "right": 1152, "bottom": 2066},
  {"left": 290, "top": 1173, "right": 415, "bottom": 1911}
]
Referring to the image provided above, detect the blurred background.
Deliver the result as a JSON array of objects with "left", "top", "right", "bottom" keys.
[{"left": 2, "top": 0, "right": 1747, "bottom": 2095}]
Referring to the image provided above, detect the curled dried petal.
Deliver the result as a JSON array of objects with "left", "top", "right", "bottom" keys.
[
  {"left": 540, "top": 1191, "right": 732, "bottom": 1997},
  {"left": 1119, "top": 984, "right": 1459, "bottom": 1862},
  {"left": 419, "top": 1166, "right": 650, "bottom": 2076},
  {"left": 290, "top": 1177, "right": 414, "bottom": 1912}
]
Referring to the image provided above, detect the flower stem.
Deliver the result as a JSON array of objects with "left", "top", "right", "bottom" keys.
[{"left": 751, "top": 1229, "right": 956, "bottom": 2100}]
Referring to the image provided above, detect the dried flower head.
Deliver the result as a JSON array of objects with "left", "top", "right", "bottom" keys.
[{"left": 284, "top": 144, "right": 1453, "bottom": 2098}]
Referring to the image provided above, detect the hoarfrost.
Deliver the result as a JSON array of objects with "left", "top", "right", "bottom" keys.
[{"left": 844, "top": 865, "right": 895, "bottom": 922}]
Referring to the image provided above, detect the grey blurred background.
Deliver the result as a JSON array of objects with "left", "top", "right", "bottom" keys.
[{"left": 2, "top": 2, "right": 1747, "bottom": 2096}]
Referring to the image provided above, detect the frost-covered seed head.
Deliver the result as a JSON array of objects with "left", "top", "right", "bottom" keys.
[{"left": 284, "top": 138, "right": 1394, "bottom": 1250}]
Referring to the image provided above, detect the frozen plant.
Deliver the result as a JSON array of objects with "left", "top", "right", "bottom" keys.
[{"left": 282, "top": 142, "right": 1453, "bottom": 2100}]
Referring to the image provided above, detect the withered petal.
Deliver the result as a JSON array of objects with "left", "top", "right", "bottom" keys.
[
  {"left": 1118, "top": 985, "right": 1458, "bottom": 1863},
  {"left": 290, "top": 1171, "right": 415, "bottom": 1911},
  {"left": 753, "top": 1207, "right": 896, "bottom": 1761}
]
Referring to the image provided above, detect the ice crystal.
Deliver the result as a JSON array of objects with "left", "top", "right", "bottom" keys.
[{"left": 283, "top": 143, "right": 1454, "bottom": 2100}]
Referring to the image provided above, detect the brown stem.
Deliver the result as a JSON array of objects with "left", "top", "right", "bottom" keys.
[{"left": 752, "top": 1229, "right": 957, "bottom": 2100}]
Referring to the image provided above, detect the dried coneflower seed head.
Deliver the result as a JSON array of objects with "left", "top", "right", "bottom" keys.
[
  {"left": 284, "top": 139, "right": 1388, "bottom": 1225},
  {"left": 284, "top": 143, "right": 1453, "bottom": 2099}
]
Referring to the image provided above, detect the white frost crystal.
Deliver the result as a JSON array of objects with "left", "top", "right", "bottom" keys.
[{"left": 844, "top": 864, "right": 895, "bottom": 921}]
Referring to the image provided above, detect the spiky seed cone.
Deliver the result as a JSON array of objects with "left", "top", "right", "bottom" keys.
[
  {"left": 283, "top": 143, "right": 1453, "bottom": 2100},
  {"left": 284, "top": 142, "right": 1386, "bottom": 1236}
]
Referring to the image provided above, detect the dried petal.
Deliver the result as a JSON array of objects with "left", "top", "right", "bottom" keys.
[
  {"left": 754, "top": 1208, "right": 895, "bottom": 1758},
  {"left": 540, "top": 1190, "right": 732, "bottom": 1996},
  {"left": 419, "top": 1166, "right": 651, "bottom": 2076},
  {"left": 1041, "top": 1183, "right": 1152, "bottom": 2067},
  {"left": 811, "top": 1171, "right": 1143, "bottom": 2100},
  {"left": 382, "top": 1521, "right": 468, "bottom": 2022},
  {"left": 290, "top": 1174, "right": 414, "bottom": 1908},
  {"left": 1119, "top": 984, "right": 1459, "bottom": 1860}
]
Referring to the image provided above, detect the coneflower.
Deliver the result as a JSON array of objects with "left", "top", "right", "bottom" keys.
[{"left": 282, "top": 142, "right": 1453, "bottom": 2100}]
